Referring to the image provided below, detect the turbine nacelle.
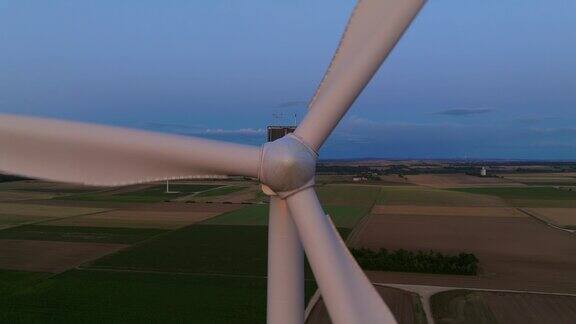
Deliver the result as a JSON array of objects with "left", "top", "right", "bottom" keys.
[{"left": 259, "top": 134, "right": 317, "bottom": 196}]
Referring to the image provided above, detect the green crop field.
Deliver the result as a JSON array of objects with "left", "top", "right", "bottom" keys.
[
  {"left": 317, "top": 184, "right": 381, "bottom": 207},
  {"left": 0, "top": 269, "right": 268, "bottom": 323},
  {"left": 0, "top": 269, "right": 319, "bottom": 324},
  {"left": 378, "top": 187, "right": 506, "bottom": 207},
  {"left": 0, "top": 225, "right": 167, "bottom": 244},
  {"left": 202, "top": 204, "right": 367, "bottom": 228},
  {"left": 59, "top": 184, "right": 222, "bottom": 203},
  {"left": 92, "top": 225, "right": 270, "bottom": 275},
  {"left": 324, "top": 205, "right": 368, "bottom": 228},
  {"left": 0, "top": 269, "right": 48, "bottom": 295},
  {"left": 91, "top": 223, "right": 351, "bottom": 276}
]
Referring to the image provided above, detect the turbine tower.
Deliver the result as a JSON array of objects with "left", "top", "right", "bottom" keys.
[{"left": 0, "top": 1, "right": 426, "bottom": 323}]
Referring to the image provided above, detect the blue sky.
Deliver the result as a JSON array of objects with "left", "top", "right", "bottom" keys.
[{"left": 1, "top": 1, "right": 575, "bottom": 159}]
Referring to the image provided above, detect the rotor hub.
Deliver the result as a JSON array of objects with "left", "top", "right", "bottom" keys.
[{"left": 259, "top": 133, "right": 317, "bottom": 195}]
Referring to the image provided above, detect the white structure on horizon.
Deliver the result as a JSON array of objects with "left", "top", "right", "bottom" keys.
[{"left": 480, "top": 166, "right": 487, "bottom": 176}]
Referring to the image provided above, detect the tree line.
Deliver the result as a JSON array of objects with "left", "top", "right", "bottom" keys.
[{"left": 350, "top": 247, "right": 479, "bottom": 275}]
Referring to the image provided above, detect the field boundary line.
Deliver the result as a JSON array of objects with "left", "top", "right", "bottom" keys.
[
  {"left": 173, "top": 184, "right": 231, "bottom": 201},
  {"left": 517, "top": 208, "right": 575, "bottom": 235},
  {"left": 0, "top": 208, "right": 115, "bottom": 232},
  {"left": 343, "top": 186, "right": 383, "bottom": 246},
  {"left": 374, "top": 282, "right": 576, "bottom": 297}
]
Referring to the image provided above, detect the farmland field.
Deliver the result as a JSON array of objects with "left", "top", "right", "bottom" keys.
[
  {"left": 451, "top": 187, "right": 576, "bottom": 207},
  {"left": 201, "top": 204, "right": 270, "bottom": 226},
  {"left": 45, "top": 210, "right": 218, "bottom": 229},
  {"left": 0, "top": 202, "right": 108, "bottom": 217},
  {"left": 522, "top": 208, "right": 576, "bottom": 228},
  {"left": 406, "top": 174, "right": 519, "bottom": 188},
  {"left": 499, "top": 172, "right": 576, "bottom": 186},
  {"left": 1, "top": 174, "right": 576, "bottom": 323},
  {"left": 378, "top": 187, "right": 506, "bottom": 207},
  {"left": 317, "top": 184, "right": 381, "bottom": 207},
  {"left": 195, "top": 185, "right": 247, "bottom": 197},
  {"left": 0, "top": 239, "right": 127, "bottom": 272},
  {"left": 431, "top": 289, "right": 576, "bottom": 324},
  {"left": 451, "top": 187, "right": 576, "bottom": 200},
  {"left": 0, "top": 225, "right": 166, "bottom": 244},
  {"left": 371, "top": 206, "right": 524, "bottom": 218},
  {"left": 0, "top": 203, "right": 109, "bottom": 229},
  {"left": 58, "top": 184, "right": 223, "bottom": 203},
  {"left": 0, "top": 269, "right": 268, "bottom": 323},
  {"left": 0, "top": 213, "right": 52, "bottom": 230},
  {"left": 354, "top": 209, "right": 576, "bottom": 293},
  {"left": 202, "top": 203, "right": 367, "bottom": 228},
  {"left": 0, "top": 269, "right": 48, "bottom": 295},
  {"left": 91, "top": 224, "right": 350, "bottom": 276},
  {"left": 92, "top": 225, "right": 270, "bottom": 275}
]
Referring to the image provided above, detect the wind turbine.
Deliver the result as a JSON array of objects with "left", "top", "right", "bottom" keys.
[{"left": 0, "top": 1, "right": 426, "bottom": 323}]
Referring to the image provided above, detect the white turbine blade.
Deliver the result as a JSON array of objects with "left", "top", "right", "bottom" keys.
[
  {"left": 295, "top": 0, "right": 426, "bottom": 151},
  {"left": 0, "top": 114, "right": 260, "bottom": 186},
  {"left": 267, "top": 197, "right": 304, "bottom": 324},
  {"left": 285, "top": 187, "right": 396, "bottom": 324}
]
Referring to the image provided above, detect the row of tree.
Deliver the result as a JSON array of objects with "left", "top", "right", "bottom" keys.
[{"left": 350, "top": 248, "right": 479, "bottom": 275}]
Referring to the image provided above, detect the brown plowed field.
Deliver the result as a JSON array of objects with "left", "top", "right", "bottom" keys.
[
  {"left": 524, "top": 208, "right": 576, "bottom": 227},
  {"left": 0, "top": 202, "right": 107, "bottom": 217},
  {"left": 45, "top": 210, "right": 219, "bottom": 229},
  {"left": 355, "top": 213, "right": 576, "bottom": 294},
  {"left": 306, "top": 285, "right": 426, "bottom": 324},
  {"left": 432, "top": 290, "right": 576, "bottom": 324},
  {"left": 0, "top": 239, "right": 127, "bottom": 273},
  {"left": 17, "top": 199, "right": 143, "bottom": 209},
  {"left": 379, "top": 187, "right": 507, "bottom": 207},
  {"left": 372, "top": 206, "right": 525, "bottom": 218},
  {"left": 407, "top": 174, "right": 520, "bottom": 188},
  {"left": 484, "top": 291, "right": 576, "bottom": 323}
]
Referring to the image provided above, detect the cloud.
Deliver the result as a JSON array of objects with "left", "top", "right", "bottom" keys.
[
  {"left": 512, "top": 116, "right": 560, "bottom": 124},
  {"left": 141, "top": 122, "right": 204, "bottom": 133},
  {"left": 192, "top": 128, "right": 266, "bottom": 146},
  {"left": 319, "top": 116, "right": 576, "bottom": 159},
  {"left": 141, "top": 122, "right": 264, "bottom": 137},
  {"left": 529, "top": 127, "right": 576, "bottom": 136},
  {"left": 201, "top": 128, "right": 265, "bottom": 136},
  {"left": 277, "top": 100, "right": 307, "bottom": 108},
  {"left": 434, "top": 108, "right": 494, "bottom": 116},
  {"left": 140, "top": 115, "right": 576, "bottom": 159}
]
